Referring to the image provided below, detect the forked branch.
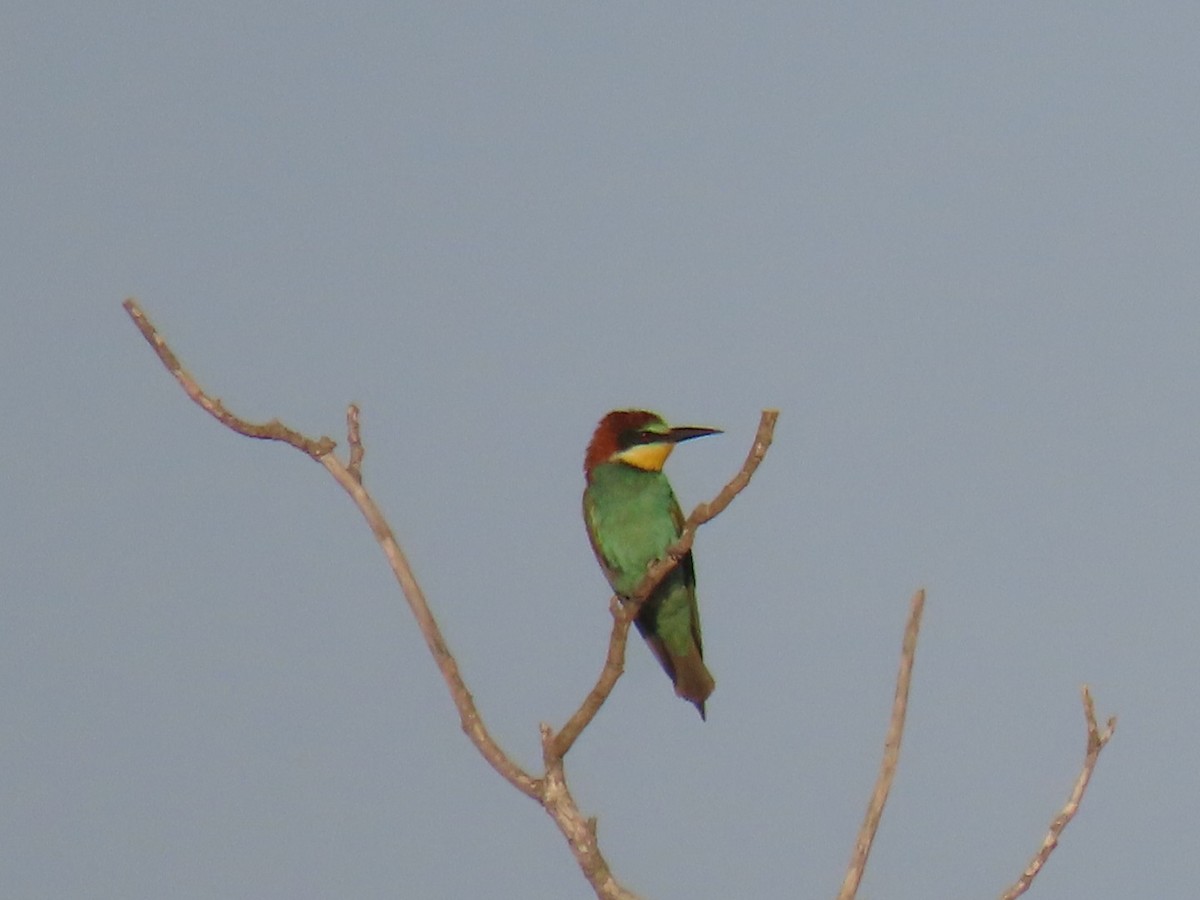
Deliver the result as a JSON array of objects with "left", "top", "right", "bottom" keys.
[{"left": 124, "top": 298, "right": 774, "bottom": 900}]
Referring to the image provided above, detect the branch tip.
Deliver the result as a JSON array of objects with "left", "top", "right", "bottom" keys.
[
  {"left": 837, "top": 587, "right": 925, "bottom": 900},
  {"left": 122, "top": 300, "right": 337, "bottom": 458},
  {"left": 998, "top": 688, "right": 1116, "bottom": 900}
]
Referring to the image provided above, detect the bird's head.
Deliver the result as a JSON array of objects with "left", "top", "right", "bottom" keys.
[{"left": 584, "top": 410, "right": 721, "bottom": 477}]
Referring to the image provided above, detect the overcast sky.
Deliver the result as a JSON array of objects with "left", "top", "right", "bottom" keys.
[{"left": 4, "top": 4, "right": 1198, "bottom": 898}]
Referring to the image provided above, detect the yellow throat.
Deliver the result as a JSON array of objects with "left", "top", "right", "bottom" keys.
[{"left": 615, "top": 442, "right": 674, "bottom": 472}]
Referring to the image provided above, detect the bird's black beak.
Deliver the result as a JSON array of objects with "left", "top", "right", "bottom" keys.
[{"left": 666, "top": 426, "right": 723, "bottom": 444}]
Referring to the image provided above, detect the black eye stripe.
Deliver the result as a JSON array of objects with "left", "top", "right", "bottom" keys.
[{"left": 618, "top": 428, "right": 661, "bottom": 449}]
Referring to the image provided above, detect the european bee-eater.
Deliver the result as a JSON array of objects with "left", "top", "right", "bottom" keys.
[{"left": 583, "top": 410, "right": 721, "bottom": 719}]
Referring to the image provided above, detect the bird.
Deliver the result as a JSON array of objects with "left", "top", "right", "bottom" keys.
[{"left": 582, "top": 410, "right": 721, "bottom": 719}]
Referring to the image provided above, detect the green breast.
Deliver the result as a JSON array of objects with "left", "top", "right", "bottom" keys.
[{"left": 584, "top": 462, "right": 683, "bottom": 596}]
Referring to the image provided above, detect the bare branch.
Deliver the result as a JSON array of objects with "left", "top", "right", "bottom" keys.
[
  {"left": 317, "top": 453, "right": 543, "bottom": 798},
  {"left": 539, "top": 725, "right": 645, "bottom": 900},
  {"left": 998, "top": 686, "right": 1116, "bottom": 900},
  {"left": 549, "top": 410, "right": 779, "bottom": 758},
  {"left": 546, "top": 597, "right": 637, "bottom": 760},
  {"left": 838, "top": 588, "right": 926, "bottom": 900},
  {"left": 122, "top": 299, "right": 336, "bottom": 457},
  {"left": 123, "top": 299, "right": 540, "bottom": 799}
]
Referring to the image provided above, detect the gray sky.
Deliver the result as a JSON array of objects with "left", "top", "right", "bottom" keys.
[{"left": 4, "top": 3, "right": 1197, "bottom": 898}]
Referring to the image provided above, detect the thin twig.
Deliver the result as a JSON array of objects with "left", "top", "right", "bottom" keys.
[
  {"left": 122, "top": 299, "right": 336, "bottom": 457},
  {"left": 837, "top": 588, "right": 926, "bottom": 900},
  {"left": 548, "top": 410, "right": 779, "bottom": 758},
  {"left": 998, "top": 686, "right": 1116, "bottom": 900}
]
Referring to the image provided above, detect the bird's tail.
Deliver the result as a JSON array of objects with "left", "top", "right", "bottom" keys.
[{"left": 671, "top": 651, "right": 715, "bottom": 720}]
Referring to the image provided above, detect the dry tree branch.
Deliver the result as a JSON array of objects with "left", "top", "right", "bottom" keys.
[
  {"left": 123, "top": 299, "right": 774, "bottom": 900},
  {"left": 314, "top": 445, "right": 543, "bottom": 797},
  {"left": 549, "top": 410, "right": 778, "bottom": 758},
  {"left": 123, "top": 300, "right": 336, "bottom": 457},
  {"left": 539, "top": 723, "right": 644, "bottom": 900},
  {"left": 124, "top": 299, "right": 1113, "bottom": 899},
  {"left": 998, "top": 686, "right": 1116, "bottom": 900},
  {"left": 837, "top": 588, "right": 926, "bottom": 900},
  {"left": 123, "top": 298, "right": 539, "bottom": 798}
]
